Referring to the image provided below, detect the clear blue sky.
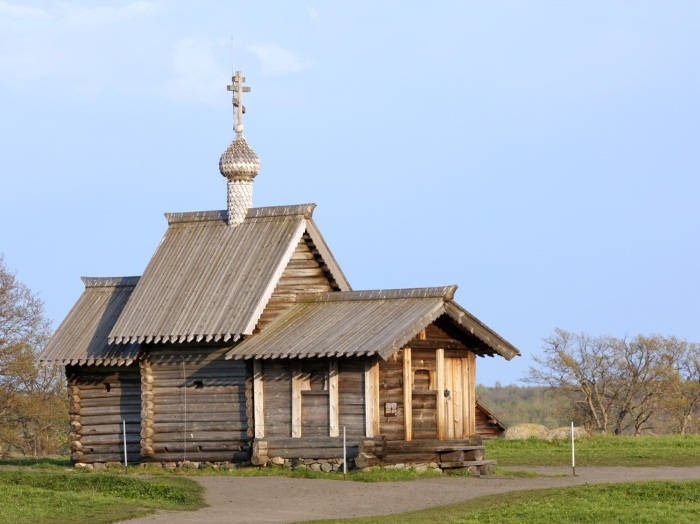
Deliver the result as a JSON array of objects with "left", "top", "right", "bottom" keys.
[{"left": 1, "top": 1, "right": 699, "bottom": 386}]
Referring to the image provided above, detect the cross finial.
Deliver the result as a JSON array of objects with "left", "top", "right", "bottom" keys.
[{"left": 227, "top": 71, "right": 250, "bottom": 135}]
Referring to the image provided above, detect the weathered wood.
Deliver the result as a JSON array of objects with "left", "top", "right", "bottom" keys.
[
  {"left": 79, "top": 396, "right": 141, "bottom": 408},
  {"left": 151, "top": 443, "right": 247, "bottom": 453},
  {"left": 77, "top": 387, "right": 141, "bottom": 399},
  {"left": 153, "top": 411, "right": 245, "bottom": 423},
  {"left": 467, "top": 352, "right": 476, "bottom": 435},
  {"left": 291, "top": 360, "right": 302, "bottom": 438},
  {"left": 329, "top": 358, "right": 339, "bottom": 437},
  {"left": 146, "top": 451, "right": 250, "bottom": 462},
  {"left": 150, "top": 385, "right": 245, "bottom": 396},
  {"left": 79, "top": 423, "right": 141, "bottom": 436},
  {"left": 380, "top": 452, "right": 440, "bottom": 464},
  {"left": 403, "top": 347, "right": 412, "bottom": 442},
  {"left": 253, "top": 359, "right": 265, "bottom": 438},
  {"left": 155, "top": 397, "right": 246, "bottom": 415},
  {"left": 153, "top": 422, "right": 248, "bottom": 433},
  {"left": 436, "top": 348, "right": 445, "bottom": 440},
  {"left": 364, "top": 358, "right": 379, "bottom": 437},
  {"left": 150, "top": 369, "right": 246, "bottom": 380},
  {"left": 78, "top": 405, "right": 141, "bottom": 416},
  {"left": 80, "top": 413, "right": 141, "bottom": 425}
]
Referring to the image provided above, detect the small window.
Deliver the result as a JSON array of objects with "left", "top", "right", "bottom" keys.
[
  {"left": 413, "top": 370, "right": 431, "bottom": 390},
  {"left": 102, "top": 383, "right": 111, "bottom": 392},
  {"left": 384, "top": 402, "right": 398, "bottom": 417},
  {"left": 309, "top": 370, "right": 326, "bottom": 391}
]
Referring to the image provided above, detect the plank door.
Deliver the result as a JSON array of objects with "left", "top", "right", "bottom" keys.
[{"left": 443, "top": 357, "right": 474, "bottom": 439}]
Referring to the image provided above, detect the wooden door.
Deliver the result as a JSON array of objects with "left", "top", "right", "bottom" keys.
[{"left": 443, "top": 357, "right": 475, "bottom": 439}]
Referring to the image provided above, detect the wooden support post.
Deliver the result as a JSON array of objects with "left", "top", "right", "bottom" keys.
[
  {"left": 466, "top": 352, "right": 476, "bottom": 435},
  {"left": 364, "top": 358, "right": 380, "bottom": 437},
  {"left": 253, "top": 359, "right": 265, "bottom": 438},
  {"left": 436, "top": 348, "right": 445, "bottom": 440},
  {"left": 291, "top": 360, "right": 302, "bottom": 438},
  {"left": 403, "top": 347, "right": 412, "bottom": 442},
  {"left": 329, "top": 358, "right": 339, "bottom": 437}
]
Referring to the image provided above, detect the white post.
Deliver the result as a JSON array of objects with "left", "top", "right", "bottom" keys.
[
  {"left": 343, "top": 426, "right": 347, "bottom": 480},
  {"left": 571, "top": 421, "right": 575, "bottom": 476},
  {"left": 123, "top": 420, "right": 128, "bottom": 468}
]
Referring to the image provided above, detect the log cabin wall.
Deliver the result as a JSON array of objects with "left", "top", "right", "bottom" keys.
[
  {"left": 339, "top": 358, "right": 366, "bottom": 439},
  {"left": 410, "top": 349, "right": 438, "bottom": 439},
  {"left": 378, "top": 321, "right": 479, "bottom": 442},
  {"left": 67, "top": 364, "right": 141, "bottom": 464},
  {"left": 261, "top": 360, "right": 292, "bottom": 438},
  {"left": 378, "top": 349, "right": 405, "bottom": 441},
  {"left": 144, "top": 345, "right": 251, "bottom": 463},
  {"left": 256, "top": 233, "right": 338, "bottom": 331}
]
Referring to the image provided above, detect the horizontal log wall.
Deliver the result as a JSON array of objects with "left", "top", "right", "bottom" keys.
[
  {"left": 263, "top": 360, "right": 292, "bottom": 438},
  {"left": 339, "top": 358, "right": 365, "bottom": 438},
  {"left": 146, "top": 346, "right": 250, "bottom": 463},
  {"left": 475, "top": 405, "right": 505, "bottom": 439},
  {"left": 256, "top": 234, "right": 338, "bottom": 331},
  {"left": 67, "top": 364, "right": 141, "bottom": 464},
  {"left": 411, "top": 349, "right": 437, "bottom": 439},
  {"left": 378, "top": 350, "right": 405, "bottom": 440}
]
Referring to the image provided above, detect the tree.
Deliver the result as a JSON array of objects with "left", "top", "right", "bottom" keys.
[
  {"left": 0, "top": 254, "right": 67, "bottom": 457},
  {"left": 657, "top": 339, "right": 700, "bottom": 434},
  {"left": 525, "top": 329, "right": 696, "bottom": 435}
]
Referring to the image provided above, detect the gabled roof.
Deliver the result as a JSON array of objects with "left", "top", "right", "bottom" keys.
[
  {"left": 108, "top": 204, "right": 349, "bottom": 346},
  {"left": 226, "top": 286, "right": 520, "bottom": 361},
  {"left": 38, "top": 277, "right": 140, "bottom": 366}
]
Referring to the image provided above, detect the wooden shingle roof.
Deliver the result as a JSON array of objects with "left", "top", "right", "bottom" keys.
[
  {"left": 38, "top": 277, "right": 141, "bottom": 366},
  {"left": 226, "top": 286, "right": 519, "bottom": 361},
  {"left": 108, "top": 204, "right": 348, "bottom": 346}
]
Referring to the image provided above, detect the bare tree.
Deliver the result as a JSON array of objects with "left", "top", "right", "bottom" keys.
[
  {"left": 658, "top": 338, "right": 700, "bottom": 434},
  {"left": 526, "top": 329, "right": 698, "bottom": 435}
]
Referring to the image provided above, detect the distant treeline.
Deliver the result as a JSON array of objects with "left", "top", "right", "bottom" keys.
[{"left": 476, "top": 383, "right": 568, "bottom": 428}]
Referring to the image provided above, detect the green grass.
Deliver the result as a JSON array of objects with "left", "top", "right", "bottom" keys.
[
  {"left": 0, "top": 469, "right": 204, "bottom": 524},
  {"left": 301, "top": 480, "right": 700, "bottom": 524},
  {"left": 486, "top": 434, "right": 700, "bottom": 467},
  {"left": 3, "top": 435, "right": 700, "bottom": 523}
]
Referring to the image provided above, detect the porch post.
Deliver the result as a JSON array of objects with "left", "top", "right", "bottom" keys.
[
  {"left": 364, "top": 358, "right": 379, "bottom": 437},
  {"left": 466, "top": 352, "right": 476, "bottom": 435},
  {"left": 329, "top": 358, "right": 339, "bottom": 437},
  {"left": 403, "top": 347, "right": 412, "bottom": 441},
  {"left": 291, "top": 360, "right": 302, "bottom": 438},
  {"left": 436, "top": 348, "right": 445, "bottom": 440},
  {"left": 253, "top": 359, "right": 265, "bottom": 438}
]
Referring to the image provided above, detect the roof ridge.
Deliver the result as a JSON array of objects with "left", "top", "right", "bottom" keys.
[
  {"left": 295, "top": 285, "right": 457, "bottom": 303},
  {"left": 165, "top": 204, "right": 317, "bottom": 225},
  {"left": 81, "top": 276, "right": 141, "bottom": 288}
]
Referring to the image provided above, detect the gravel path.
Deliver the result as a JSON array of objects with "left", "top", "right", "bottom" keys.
[{"left": 121, "top": 466, "right": 700, "bottom": 524}]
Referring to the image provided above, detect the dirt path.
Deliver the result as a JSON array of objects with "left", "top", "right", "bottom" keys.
[{"left": 122, "top": 466, "right": 700, "bottom": 524}]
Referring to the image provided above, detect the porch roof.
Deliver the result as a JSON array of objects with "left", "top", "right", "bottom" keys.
[{"left": 226, "top": 286, "right": 519, "bottom": 361}]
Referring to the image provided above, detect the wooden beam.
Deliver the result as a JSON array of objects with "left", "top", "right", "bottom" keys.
[
  {"left": 364, "top": 358, "right": 379, "bottom": 437},
  {"left": 467, "top": 352, "right": 476, "bottom": 435},
  {"left": 253, "top": 360, "right": 265, "bottom": 438},
  {"left": 291, "top": 361, "right": 302, "bottom": 438},
  {"left": 329, "top": 358, "right": 339, "bottom": 437},
  {"left": 436, "top": 348, "right": 445, "bottom": 440},
  {"left": 403, "top": 347, "right": 412, "bottom": 442}
]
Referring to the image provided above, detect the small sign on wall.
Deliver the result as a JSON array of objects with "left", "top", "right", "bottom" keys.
[{"left": 384, "top": 402, "right": 398, "bottom": 417}]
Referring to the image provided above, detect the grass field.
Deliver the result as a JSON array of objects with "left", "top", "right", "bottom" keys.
[
  {"left": 302, "top": 480, "right": 700, "bottom": 524},
  {"left": 2, "top": 435, "right": 700, "bottom": 523},
  {"left": 485, "top": 434, "right": 700, "bottom": 467},
  {"left": 0, "top": 469, "right": 204, "bottom": 524}
]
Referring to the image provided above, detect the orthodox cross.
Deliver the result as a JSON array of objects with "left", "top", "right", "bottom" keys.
[{"left": 227, "top": 71, "right": 250, "bottom": 135}]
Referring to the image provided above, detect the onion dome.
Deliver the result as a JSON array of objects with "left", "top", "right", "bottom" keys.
[{"left": 219, "top": 134, "right": 260, "bottom": 182}]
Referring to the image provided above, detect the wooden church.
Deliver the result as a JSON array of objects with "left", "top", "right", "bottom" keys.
[{"left": 39, "top": 72, "right": 519, "bottom": 470}]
